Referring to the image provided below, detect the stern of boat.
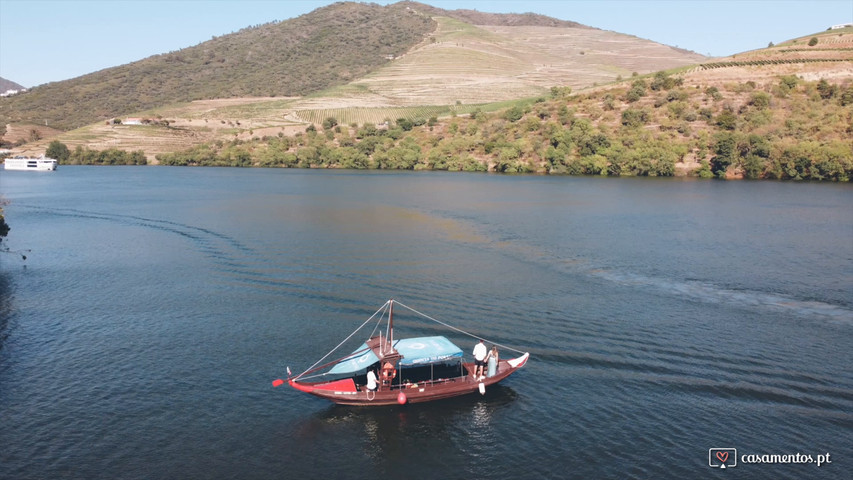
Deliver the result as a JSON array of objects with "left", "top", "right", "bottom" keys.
[{"left": 507, "top": 352, "right": 529, "bottom": 369}]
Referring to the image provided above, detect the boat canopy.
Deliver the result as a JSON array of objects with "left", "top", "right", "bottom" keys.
[{"left": 329, "top": 336, "right": 463, "bottom": 375}]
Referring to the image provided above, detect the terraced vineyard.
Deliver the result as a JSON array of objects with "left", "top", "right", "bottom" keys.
[
  {"left": 700, "top": 58, "right": 852, "bottom": 69},
  {"left": 18, "top": 98, "right": 308, "bottom": 159},
  {"left": 681, "top": 28, "right": 853, "bottom": 86},
  {"left": 695, "top": 29, "right": 853, "bottom": 73},
  {"left": 350, "top": 16, "right": 705, "bottom": 106},
  {"left": 293, "top": 104, "right": 493, "bottom": 126}
]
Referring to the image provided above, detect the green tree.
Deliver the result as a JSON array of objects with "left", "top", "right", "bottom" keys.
[
  {"left": 621, "top": 108, "right": 650, "bottom": 128},
  {"left": 557, "top": 105, "right": 572, "bottom": 125},
  {"left": 578, "top": 133, "right": 610, "bottom": 157},
  {"left": 296, "top": 146, "right": 319, "bottom": 166},
  {"left": 704, "top": 86, "right": 723, "bottom": 101},
  {"left": 625, "top": 80, "right": 647, "bottom": 102},
  {"left": 0, "top": 207, "right": 9, "bottom": 240},
  {"left": 841, "top": 85, "right": 853, "bottom": 106},
  {"left": 742, "top": 134, "right": 771, "bottom": 159},
  {"left": 696, "top": 160, "right": 714, "bottom": 179},
  {"left": 808, "top": 37, "right": 818, "bottom": 46},
  {"left": 396, "top": 118, "right": 414, "bottom": 131},
  {"left": 711, "top": 132, "right": 737, "bottom": 178},
  {"left": 504, "top": 106, "right": 524, "bottom": 122},
  {"left": 817, "top": 79, "right": 838, "bottom": 99},
  {"left": 379, "top": 138, "right": 421, "bottom": 169},
  {"left": 779, "top": 75, "right": 798, "bottom": 90},
  {"left": 322, "top": 117, "right": 338, "bottom": 130},
  {"left": 779, "top": 144, "right": 812, "bottom": 180},
  {"left": 715, "top": 110, "right": 738, "bottom": 130},
  {"left": 543, "top": 145, "right": 564, "bottom": 166},
  {"left": 650, "top": 71, "right": 681, "bottom": 91},
  {"left": 550, "top": 86, "right": 572, "bottom": 98},
  {"left": 748, "top": 91, "right": 771, "bottom": 109},
  {"left": 335, "top": 146, "right": 369, "bottom": 169},
  {"left": 742, "top": 155, "right": 764, "bottom": 179},
  {"left": 46, "top": 140, "right": 71, "bottom": 163}
]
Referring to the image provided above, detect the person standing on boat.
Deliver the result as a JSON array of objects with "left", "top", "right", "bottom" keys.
[
  {"left": 487, "top": 346, "right": 499, "bottom": 377},
  {"left": 366, "top": 367, "right": 378, "bottom": 392},
  {"left": 473, "top": 339, "right": 488, "bottom": 380}
]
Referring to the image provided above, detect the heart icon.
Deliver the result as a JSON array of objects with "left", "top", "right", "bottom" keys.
[{"left": 716, "top": 451, "right": 729, "bottom": 463}]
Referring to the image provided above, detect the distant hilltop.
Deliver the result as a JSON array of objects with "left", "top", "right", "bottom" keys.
[{"left": 0, "top": 77, "right": 26, "bottom": 97}]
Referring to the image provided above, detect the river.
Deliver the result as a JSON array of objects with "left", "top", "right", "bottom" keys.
[{"left": 1, "top": 167, "right": 850, "bottom": 479}]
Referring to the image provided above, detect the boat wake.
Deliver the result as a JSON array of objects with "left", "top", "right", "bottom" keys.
[
  {"left": 13, "top": 204, "right": 267, "bottom": 281},
  {"left": 589, "top": 269, "right": 853, "bottom": 325},
  {"left": 418, "top": 205, "right": 852, "bottom": 325}
]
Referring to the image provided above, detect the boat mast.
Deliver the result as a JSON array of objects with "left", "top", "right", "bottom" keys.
[{"left": 389, "top": 299, "right": 394, "bottom": 346}]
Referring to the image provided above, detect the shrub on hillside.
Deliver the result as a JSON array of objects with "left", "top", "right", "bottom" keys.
[
  {"left": 504, "top": 106, "right": 524, "bottom": 122},
  {"left": 621, "top": 108, "right": 650, "bottom": 128}
]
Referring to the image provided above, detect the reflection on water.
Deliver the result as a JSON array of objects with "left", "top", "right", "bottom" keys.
[
  {"left": 0, "top": 271, "right": 12, "bottom": 351},
  {"left": 275, "top": 385, "right": 523, "bottom": 477}
]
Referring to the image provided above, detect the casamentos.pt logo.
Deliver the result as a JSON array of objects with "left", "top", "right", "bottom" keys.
[
  {"left": 709, "top": 448, "right": 737, "bottom": 469},
  {"left": 709, "top": 448, "right": 832, "bottom": 469}
]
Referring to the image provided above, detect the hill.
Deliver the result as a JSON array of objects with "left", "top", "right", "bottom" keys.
[
  {"left": 0, "top": 1, "right": 435, "bottom": 131},
  {"left": 0, "top": 77, "right": 25, "bottom": 93},
  {"left": 10, "top": 28, "right": 852, "bottom": 181},
  {"left": 146, "top": 67, "right": 852, "bottom": 181},
  {"left": 142, "top": 29, "right": 850, "bottom": 181},
  {"left": 8, "top": 5, "right": 851, "bottom": 182},
  {"left": 0, "top": 0, "right": 704, "bottom": 140}
]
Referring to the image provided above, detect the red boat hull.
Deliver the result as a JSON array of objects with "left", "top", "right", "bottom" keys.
[{"left": 289, "top": 353, "right": 529, "bottom": 406}]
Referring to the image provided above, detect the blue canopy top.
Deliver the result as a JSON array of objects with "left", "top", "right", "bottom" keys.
[{"left": 328, "top": 336, "right": 463, "bottom": 375}]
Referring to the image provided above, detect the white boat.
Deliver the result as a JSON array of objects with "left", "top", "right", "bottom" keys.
[{"left": 3, "top": 155, "right": 58, "bottom": 171}]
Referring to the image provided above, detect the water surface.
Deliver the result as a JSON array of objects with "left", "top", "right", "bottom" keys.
[{"left": 1, "top": 167, "right": 850, "bottom": 479}]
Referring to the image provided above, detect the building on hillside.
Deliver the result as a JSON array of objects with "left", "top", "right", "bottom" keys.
[
  {"left": 829, "top": 23, "right": 853, "bottom": 30},
  {"left": 0, "top": 88, "right": 26, "bottom": 97},
  {"left": 124, "top": 118, "right": 143, "bottom": 125}
]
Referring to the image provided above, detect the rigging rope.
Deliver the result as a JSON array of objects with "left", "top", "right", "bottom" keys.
[
  {"left": 393, "top": 300, "right": 526, "bottom": 355},
  {"left": 295, "top": 300, "right": 390, "bottom": 379}
]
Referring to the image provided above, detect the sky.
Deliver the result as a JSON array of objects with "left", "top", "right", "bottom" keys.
[{"left": 1, "top": 0, "right": 851, "bottom": 88}]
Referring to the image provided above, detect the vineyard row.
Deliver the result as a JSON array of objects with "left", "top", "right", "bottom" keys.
[
  {"left": 700, "top": 58, "right": 853, "bottom": 69},
  {"left": 292, "top": 104, "right": 490, "bottom": 126}
]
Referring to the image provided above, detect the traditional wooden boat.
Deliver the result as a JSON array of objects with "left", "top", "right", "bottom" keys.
[{"left": 274, "top": 299, "right": 529, "bottom": 406}]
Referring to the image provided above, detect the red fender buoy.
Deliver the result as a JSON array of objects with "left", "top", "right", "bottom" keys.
[
  {"left": 397, "top": 391, "right": 407, "bottom": 405},
  {"left": 272, "top": 379, "right": 284, "bottom": 387}
]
